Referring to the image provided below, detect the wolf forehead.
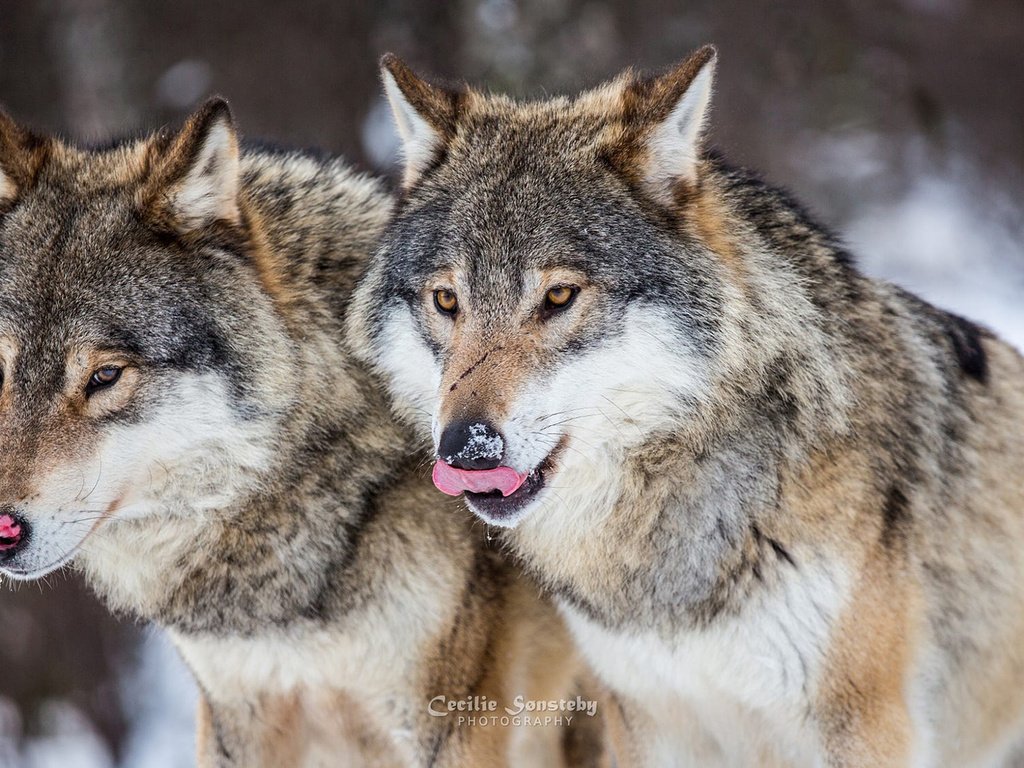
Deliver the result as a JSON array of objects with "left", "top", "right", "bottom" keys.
[
  {"left": 1, "top": 220, "right": 222, "bottom": 354},
  {"left": 384, "top": 130, "right": 675, "bottom": 271},
  {"left": 376, "top": 63, "right": 724, "bottom": 280},
  {"left": 0, "top": 175, "right": 241, "bottom": 376},
  {"left": 377, "top": 148, "right": 722, "bottom": 341}
]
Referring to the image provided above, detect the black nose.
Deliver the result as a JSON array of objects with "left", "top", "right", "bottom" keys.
[
  {"left": 438, "top": 419, "right": 505, "bottom": 470},
  {"left": 0, "top": 506, "right": 28, "bottom": 560}
]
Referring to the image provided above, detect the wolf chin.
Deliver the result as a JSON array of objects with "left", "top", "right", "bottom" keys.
[
  {"left": 351, "top": 46, "right": 1024, "bottom": 765},
  {"left": 0, "top": 101, "right": 594, "bottom": 767}
]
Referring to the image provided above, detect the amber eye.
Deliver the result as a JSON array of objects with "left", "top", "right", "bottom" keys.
[
  {"left": 434, "top": 289, "right": 459, "bottom": 316},
  {"left": 543, "top": 286, "right": 578, "bottom": 313},
  {"left": 86, "top": 366, "right": 123, "bottom": 395}
]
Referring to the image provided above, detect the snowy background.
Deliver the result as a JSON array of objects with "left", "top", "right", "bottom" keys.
[{"left": 1, "top": 0, "right": 1022, "bottom": 765}]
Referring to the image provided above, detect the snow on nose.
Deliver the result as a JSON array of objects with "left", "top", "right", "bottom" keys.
[
  {"left": 438, "top": 420, "right": 506, "bottom": 470},
  {"left": 461, "top": 424, "right": 503, "bottom": 460}
]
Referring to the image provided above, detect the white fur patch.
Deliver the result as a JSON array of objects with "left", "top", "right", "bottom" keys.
[
  {"left": 0, "top": 168, "right": 15, "bottom": 204},
  {"left": 382, "top": 70, "right": 444, "bottom": 187},
  {"left": 375, "top": 305, "right": 443, "bottom": 434},
  {"left": 561, "top": 556, "right": 848, "bottom": 765},
  {"left": 496, "top": 305, "right": 706, "bottom": 530},
  {"left": 169, "top": 116, "right": 240, "bottom": 230},
  {"left": 2, "top": 373, "right": 275, "bottom": 589},
  {"left": 644, "top": 55, "right": 715, "bottom": 198},
  {"left": 101, "top": 374, "right": 274, "bottom": 516},
  {"left": 77, "top": 374, "right": 277, "bottom": 607}
]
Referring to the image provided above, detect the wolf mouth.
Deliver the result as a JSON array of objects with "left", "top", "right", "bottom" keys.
[
  {"left": 463, "top": 439, "right": 566, "bottom": 526},
  {"left": 0, "top": 502, "right": 117, "bottom": 581},
  {"left": 0, "top": 548, "right": 78, "bottom": 581}
]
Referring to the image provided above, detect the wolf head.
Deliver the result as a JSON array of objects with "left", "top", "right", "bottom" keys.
[
  {"left": 0, "top": 100, "right": 293, "bottom": 580},
  {"left": 350, "top": 47, "right": 750, "bottom": 529}
]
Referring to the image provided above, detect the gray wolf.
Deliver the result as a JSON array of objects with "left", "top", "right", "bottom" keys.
[
  {"left": 0, "top": 100, "right": 593, "bottom": 766},
  {"left": 350, "top": 46, "right": 1024, "bottom": 765}
]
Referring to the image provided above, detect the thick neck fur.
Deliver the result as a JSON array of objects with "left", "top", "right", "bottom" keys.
[
  {"left": 507, "top": 156, "right": 980, "bottom": 634},
  {"left": 79, "top": 149, "right": 408, "bottom": 635}
]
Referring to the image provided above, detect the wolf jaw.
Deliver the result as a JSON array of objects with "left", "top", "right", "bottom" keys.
[{"left": 353, "top": 46, "right": 1024, "bottom": 765}]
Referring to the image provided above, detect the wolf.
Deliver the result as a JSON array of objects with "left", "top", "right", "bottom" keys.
[
  {"left": 0, "top": 100, "right": 596, "bottom": 767},
  {"left": 350, "top": 46, "right": 1024, "bottom": 766}
]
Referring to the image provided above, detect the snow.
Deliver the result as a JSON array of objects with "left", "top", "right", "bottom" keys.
[
  {"left": 445, "top": 424, "right": 505, "bottom": 463},
  {"left": 117, "top": 631, "right": 197, "bottom": 768},
  {"left": 0, "top": 699, "right": 112, "bottom": 768},
  {"left": 849, "top": 174, "right": 1024, "bottom": 352},
  {"left": 0, "top": 631, "right": 197, "bottom": 768}
]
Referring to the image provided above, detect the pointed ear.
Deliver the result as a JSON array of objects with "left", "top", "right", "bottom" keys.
[
  {"left": 0, "top": 109, "right": 47, "bottom": 206},
  {"left": 380, "top": 54, "right": 463, "bottom": 187},
  {"left": 620, "top": 45, "right": 717, "bottom": 203},
  {"left": 141, "top": 97, "right": 241, "bottom": 233}
]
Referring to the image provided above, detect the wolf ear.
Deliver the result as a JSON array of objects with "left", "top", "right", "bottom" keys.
[
  {"left": 380, "top": 54, "right": 463, "bottom": 187},
  {"left": 621, "top": 45, "right": 717, "bottom": 203},
  {"left": 0, "top": 109, "right": 45, "bottom": 206},
  {"left": 142, "top": 97, "right": 241, "bottom": 233}
]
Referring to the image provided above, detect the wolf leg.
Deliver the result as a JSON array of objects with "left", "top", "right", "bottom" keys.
[{"left": 814, "top": 555, "right": 917, "bottom": 768}]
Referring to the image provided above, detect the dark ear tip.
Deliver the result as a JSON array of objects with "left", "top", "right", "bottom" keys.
[
  {"left": 694, "top": 43, "right": 718, "bottom": 66},
  {"left": 379, "top": 52, "right": 407, "bottom": 78},
  {"left": 195, "top": 96, "right": 234, "bottom": 126}
]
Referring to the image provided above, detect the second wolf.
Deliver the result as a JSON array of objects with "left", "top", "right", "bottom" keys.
[
  {"left": 0, "top": 100, "right": 593, "bottom": 766},
  {"left": 352, "top": 47, "right": 1024, "bottom": 765}
]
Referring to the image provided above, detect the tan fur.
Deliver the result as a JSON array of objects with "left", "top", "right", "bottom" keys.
[
  {"left": 0, "top": 109, "right": 49, "bottom": 202},
  {"left": 817, "top": 559, "right": 917, "bottom": 767}
]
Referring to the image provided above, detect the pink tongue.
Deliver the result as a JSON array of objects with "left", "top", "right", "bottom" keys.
[
  {"left": 432, "top": 461, "right": 528, "bottom": 497},
  {"left": 0, "top": 514, "right": 22, "bottom": 550}
]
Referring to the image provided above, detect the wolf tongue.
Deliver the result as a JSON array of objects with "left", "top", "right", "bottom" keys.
[{"left": 432, "top": 461, "right": 528, "bottom": 498}]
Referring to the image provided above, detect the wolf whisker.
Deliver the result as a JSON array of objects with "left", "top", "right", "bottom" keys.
[
  {"left": 73, "top": 467, "right": 88, "bottom": 503},
  {"left": 535, "top": 413, "right": 596, "bottom": 430},
  {"left": 54, "top": 518, "right": 103, "bottom": 532},
  {"left": 534, "top": 431, "right": 597, "bottom": 459},
  {"left": 535, "top": 407, "right": 600, "bottom": 422},
  {"left": 599, "top": 395, "right": 646, "bottom": 439},
  {"left": 82, "top": 461, "right": 104, "bottom": 503}
]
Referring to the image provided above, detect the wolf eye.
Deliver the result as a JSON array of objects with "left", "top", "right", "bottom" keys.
[
  {"left": 543, "top": 286, "right": 578, "bottom": 313},
  {"left": 86, "top": 366, "right": 123, "bottom": 395},
  {"left": 434, "top": 289, "right": 459, "bottom": 316}
]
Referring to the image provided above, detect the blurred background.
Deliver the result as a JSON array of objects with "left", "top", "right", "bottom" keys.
[{"left": 0, "top": 1, "right": 1022, "bottom": 765}]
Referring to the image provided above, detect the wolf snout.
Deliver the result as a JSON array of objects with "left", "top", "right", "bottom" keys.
[
  {"left": 438, "top": 419, "right": 505, "bottom": 470},
  {"left": 0, "top": 507, "right": 28, "bottom": 559}
]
